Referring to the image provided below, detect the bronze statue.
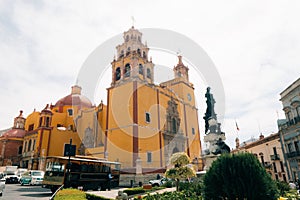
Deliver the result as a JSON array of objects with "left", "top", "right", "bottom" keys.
[{"left": 203, "top": 87, "right": 216, "bottom": 134}]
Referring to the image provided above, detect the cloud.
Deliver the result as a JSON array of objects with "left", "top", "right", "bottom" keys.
[{"left": 0, "top": 0, "right": 300, "bottom": 150}]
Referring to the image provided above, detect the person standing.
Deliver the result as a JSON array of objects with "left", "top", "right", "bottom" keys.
[{"left": 108, "top": 172, "right": 113, "bottom": 191}]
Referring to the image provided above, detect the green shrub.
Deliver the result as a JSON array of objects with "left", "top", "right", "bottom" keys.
[
  {"left": 276, "top": 181, "right": 291, "bottom": 196},
  {"left": 86, "top": 193, "right": 111, "bottom": 200},
  {"left": 54, "top": 188, "right": 86, "bottom": 200},
  {"left": 123, "top": 187, "right": 145, "bottom": 195},
  {"left": 162, "top": 180, "right": 173, "bottom": 188},
  {"left": 178, "top": 179, "right": 203, "bottom": 196},
  {"left": 140, "top": 191, "right": 203, "bottom": 200},
  {"left": 203, "top": 153, "right": 278, "bottom": 200}
]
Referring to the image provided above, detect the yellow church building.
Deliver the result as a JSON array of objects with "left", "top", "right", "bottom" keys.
[{"left": 18, "top": 26, "right": 203, "bottom": 174}]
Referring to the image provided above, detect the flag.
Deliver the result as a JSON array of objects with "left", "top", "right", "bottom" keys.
[{"left": 235, "top": 120, "right": 240, "bottom": 131}]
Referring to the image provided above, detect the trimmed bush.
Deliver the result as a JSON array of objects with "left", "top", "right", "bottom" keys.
[
  {"left": 179, "top": 179, "right": 203, "bottom": 196},
  {"left": 123, "top": 187, "right": 145, "bottom": 195},
  {"left": 140, "top": 191, "right": 203, "bottom": 200},
  {"left": 86, "top": 193, "right": 111, "bottom": 200},
  {"left": 203, "top": 153, "right": 278, "bottom": 200},
  {"left": 162, "top": 180, "right": 173, "bottom": 188},
  {"left": 54, "top": 188, "right": 86, "bottom": 200}
]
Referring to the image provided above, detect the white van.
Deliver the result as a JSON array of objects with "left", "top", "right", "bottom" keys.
[{"left": 196, "top": 171, "right": 206, "bottom": 179}]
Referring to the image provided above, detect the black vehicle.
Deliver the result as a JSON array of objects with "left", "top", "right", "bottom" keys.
[{"left": 42, "top": 156, "right": 121, "bottom": 193}]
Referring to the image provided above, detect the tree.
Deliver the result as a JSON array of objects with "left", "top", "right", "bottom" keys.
[
  {"left": 165, "top": 152, "right": 196, "bottom": 191},
  {"left": 203, "top": 153, "right": 278, "bottom": 200}
]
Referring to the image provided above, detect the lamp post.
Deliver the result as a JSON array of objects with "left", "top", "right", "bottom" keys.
[
  {"left": 64, "top": 138, "right": 75, "bottom": 188},
  {"left": 30, "top": 151, "right": 34, "bottom": 170}
]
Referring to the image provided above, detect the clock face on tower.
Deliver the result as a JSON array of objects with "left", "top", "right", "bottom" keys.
[{"left": 187, "top": 93, "right": 192, "bottom": 101}]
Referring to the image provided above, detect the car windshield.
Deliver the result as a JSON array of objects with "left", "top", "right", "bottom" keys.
[
  {"left": 32, "top": 172, "right": 43, "bottom": 176},
  {"left": 6, "top": 172, "right": 16, "bottom": 175}
]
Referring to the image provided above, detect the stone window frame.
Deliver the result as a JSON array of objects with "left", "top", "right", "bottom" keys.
[{"left": 147, "top": 151, "right": 152, "bottom": 163}]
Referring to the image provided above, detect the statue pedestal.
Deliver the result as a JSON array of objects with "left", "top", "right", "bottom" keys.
[
  {"left": 202, "top": 154, "right": 220, "bottom": 171},
  {"left": 204, "top": 133, "right": 226, "bottom": 155}
]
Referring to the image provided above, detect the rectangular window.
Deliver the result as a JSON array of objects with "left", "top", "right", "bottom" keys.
[
  {"left": 147, "top": 152, "right": 152, "bottom": 163},
  {"left": 33, "top": 140, "right": 36, "bottom": 150},
  {"left": 28, "top": 124, "right": 34, "bottom": 131},
  {"left": 273, "top": 162, "right": 277, "bottom": 173},
  {"left": 145, "top": 112, "right": 151, "bottom": 123},
  {"left": 192, "top": 128, "right": 195, "bottom": 135},
  {"left": 68, "top": 109, "right": 73, "bottom": 116},
  {"left": 294, "top": 141, "right": 299, "bottom": 152},
  {"left": 45, "top": 117, "right": 50, "bottom": 127},
  {"left": 280, "top": 161, "right": 285, "bottom": 172},
  {"left": 273, "top": 147, "right": 277, "bottom": 155},
  {"left": 287, "top": 143, "right": 293, "bottom": 153}
]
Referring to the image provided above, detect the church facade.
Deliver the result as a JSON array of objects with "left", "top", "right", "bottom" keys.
[
  {"left": 76, "top": 26, "right": 203, "bottom": 173},
  {"left": 1, "top": 27, "right": 203, "bottom": 173}
]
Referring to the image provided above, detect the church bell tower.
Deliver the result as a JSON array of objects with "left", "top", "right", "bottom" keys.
[{"left": 111, "top": 26, "right": 154, "bottom": 87}]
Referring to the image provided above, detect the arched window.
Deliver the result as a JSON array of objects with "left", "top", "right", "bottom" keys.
[
  {"left": 143, "top": 51, "right": 146, "bottom": 58},
  {"left": 139, "top": 64, "right": 143, "bottom": 75},
  {"left": 28, "top": 140, "right": 32, "bottom": 151},
  {"left": 125, "top": 64, "right": 131, "bottom": 77},
  {"left": 115, "top": 67, "right": 121, "bottom": 81},
  {"left": 147, "top": 68, "right": 151, "bottom": 79},
  {"left": 137, "top": 49, "right": 141, "bottom": 56},
  {"left": 125, "top": 35, "right": 129, "bottom": 42}
]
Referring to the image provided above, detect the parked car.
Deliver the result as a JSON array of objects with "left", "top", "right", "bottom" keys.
[
  {"left": 4, "top": 172, "right": 18, "bottom": 184},
  {"left": 0, "top": 176, "right": 5, "bottom": 196},
  {"left": 16, "top": 168, "right": 28, "bottom": 182},
  {"left": 20, "top": 170, "right": 44, "bottom": 186},
  {"left": 19, "top": 172, "right": 31, "bottom": 185},
  {"left": 149, "top": 177, "right": 171, "bottom": 187}
]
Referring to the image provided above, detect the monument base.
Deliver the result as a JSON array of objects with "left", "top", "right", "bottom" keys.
[{"left": 202, "top": 154, "right": 220, "bottom": 171}]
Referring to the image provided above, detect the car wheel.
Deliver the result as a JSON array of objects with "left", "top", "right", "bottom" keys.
[{"left": 153, "top": 183, "right": 159, "bottom": 187}]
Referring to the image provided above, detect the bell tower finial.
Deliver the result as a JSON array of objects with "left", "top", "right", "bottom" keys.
[
  {"left": 131, "top": 16, "right": 135, "bottom": 28},
  {"left": 173, "top": 54, "right": 189, "bottom": 81}
]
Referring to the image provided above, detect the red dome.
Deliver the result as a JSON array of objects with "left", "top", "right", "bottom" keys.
[
  {"left": 54, "top": 85, "right": 93, "bottom": 109},
  {"left": 2, "top": 129, "right": 26, "bottom": 138},
  {"left": 54, "top": 94, "right": 93, "bottom": 108}
]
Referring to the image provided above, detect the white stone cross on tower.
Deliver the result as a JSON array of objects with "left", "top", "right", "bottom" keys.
[{"left": 131, "top": 16, "right": 135, "bottom": 27}]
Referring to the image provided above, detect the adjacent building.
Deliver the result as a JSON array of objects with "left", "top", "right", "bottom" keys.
[
  {"left": 232, "top": 133, "right": 288, "bottom": 182},
  {"left": 278, "top": 77, "right": 300, "bottom": 182},
  {"left": 0, "top": 111, "right": 26, "bottom": 166}
]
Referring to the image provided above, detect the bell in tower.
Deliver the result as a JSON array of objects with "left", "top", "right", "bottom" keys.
[{"left": 13, "top": 110, "right": 26, "bottom": 129}]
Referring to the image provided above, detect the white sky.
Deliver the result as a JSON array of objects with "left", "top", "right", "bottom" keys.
[{"left": 1, "top": 0, "right": 300, "bottom": 149}]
